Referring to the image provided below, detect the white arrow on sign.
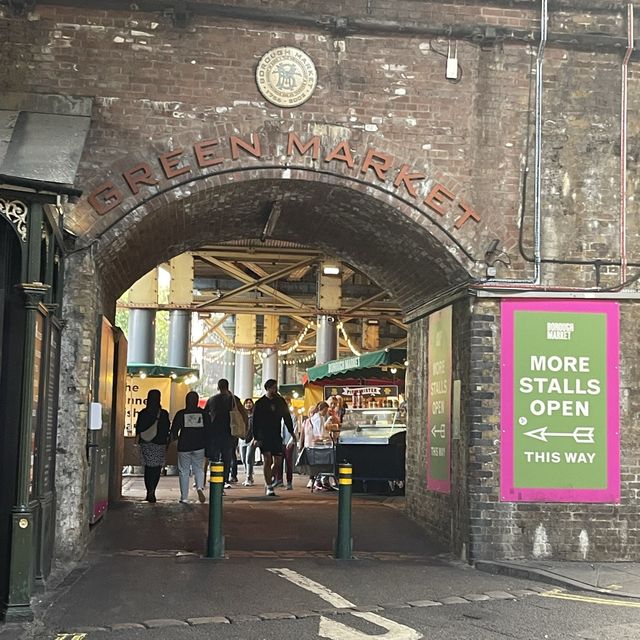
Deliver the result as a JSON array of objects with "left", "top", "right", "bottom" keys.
[
  {"left": 430, "top": 425, "right": 445, "bottom": 438},
  {"left": 523, "top": 426, "right": 595, "bottom": 444}
]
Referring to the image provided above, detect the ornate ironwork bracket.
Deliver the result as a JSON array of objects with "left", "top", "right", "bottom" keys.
[{"left": 0, "top": 197, "right": 28, "bottom": 242}]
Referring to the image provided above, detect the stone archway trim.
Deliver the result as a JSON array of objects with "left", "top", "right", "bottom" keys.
[
  {"left": 70, "top": 126, "right": 485, "bottom": 270},
  {"left": 84, "top": 163, "right": 479, "bottom": 265}
]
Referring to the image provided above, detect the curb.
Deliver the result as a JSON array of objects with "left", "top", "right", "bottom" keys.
[
  {"left": 45, "top": 588, "right": 539, "bottom": 635},
  {"left": 474, "top": 560, "right": 640, "bottom": 600}
]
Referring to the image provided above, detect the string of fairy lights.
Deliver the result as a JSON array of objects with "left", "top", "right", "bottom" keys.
[
  {"left": 338, "top": 320, "right": 361, "bottom": 356},
  {"left": 200, "top": 318, "right": 362, "bottom": 365}
]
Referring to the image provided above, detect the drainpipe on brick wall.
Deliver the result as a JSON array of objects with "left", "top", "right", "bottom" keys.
[
  {"left": 472, "top": 0, "right": 547, "bottom": 290},
  {"left": 531, "top": 0, "right": 547, "bottom": 286},
  {"left": 474, "top": 1, "right": 640, "bottom": 296},
  {"left": 620, "top": 3, "right": 634, "bottom": 284}
]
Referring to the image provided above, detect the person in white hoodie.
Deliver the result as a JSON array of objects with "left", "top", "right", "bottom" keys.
[{"left": 171, "top": 391, "right": 211, "bottom": 504}]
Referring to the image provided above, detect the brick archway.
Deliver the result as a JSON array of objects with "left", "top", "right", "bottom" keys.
[
  {"left": 57, "top": 123, "right": 483, "bottom": 559},
  {"left": 69, "top": 122, "right": 484, "bottom": 309},
  {"left": 89, "top": 172, "right": 472, "bottom": 311}
]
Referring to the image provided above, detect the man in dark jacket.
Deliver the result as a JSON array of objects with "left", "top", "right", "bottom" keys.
[
  {"left": 253, "top": 379, "right": 295, "bottom": 496},
  {"left": 204, "top": 379, "right": 247, "bottom": 490},
  {"left": 171, "top": 390, "right": 211, "bottom": 504}
]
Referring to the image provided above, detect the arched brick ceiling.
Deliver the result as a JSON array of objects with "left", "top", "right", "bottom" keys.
[{"left": 93, "top": 178, "right": 471, "bottom": 312}]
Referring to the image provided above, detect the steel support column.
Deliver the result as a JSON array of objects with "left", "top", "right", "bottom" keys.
[
  {"left": 167, "top": 310, "right": 191, "bottom": 368},
  {"left": 168, "top": 255, "right": 193, "bottom": 368},
  {"left": 316, "top": 315, "right": 338, "bottom": 365},
  {"left": 127, "top": 309, "right": 156, "bottom": 364},
  {"left": 262, "top": 314, "right": 279, "bottom": 385},
  {"left": 222, "top": 316, "right": 236, "bottom": 384},
  {"left": 316, "top": 262, "right": 341, "bottom": 365},
  {"left": 127, "top": 269, "right": 157, "bottom": 364},
  {"left": 233, "top": 314, "right": 255, "bottom": 399}
]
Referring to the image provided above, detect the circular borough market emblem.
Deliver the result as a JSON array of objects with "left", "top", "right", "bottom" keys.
[{"left": 256, "top": 46, "right": 317, "bottom": 108}]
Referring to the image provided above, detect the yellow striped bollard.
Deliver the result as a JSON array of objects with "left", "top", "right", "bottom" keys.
[
  {"left": 206, "top": 461, "right": 225, "bottom": 558},
  {"left": 335, "top": 463, "right": 354, "bottom": 559}
]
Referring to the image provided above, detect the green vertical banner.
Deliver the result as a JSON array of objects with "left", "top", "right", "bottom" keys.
[
  {"left": 501, "top": 300, "right": 620, "bottom": 503},
  {"left": 427, "top": 305, "right": 452, "bottom": 493}
]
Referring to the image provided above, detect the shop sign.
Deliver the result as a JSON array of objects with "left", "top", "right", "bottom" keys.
[
  {"left": 324, "top": 384, "right": 399, "bottom": 400},
  {"left": 87, "top": 132, "right": 481, "bottom": 235},
  {"left": 427, "top": 305, "right": 452, "bottom": 493},
  {"left": 125, "top": 376, "right": 171, "bottom": 436},
  {"left": 328, "top": 356, "right": 360, "bottom": 375},
  {"left": 500, "top": 300, "right": 620, "bottom": 503}
]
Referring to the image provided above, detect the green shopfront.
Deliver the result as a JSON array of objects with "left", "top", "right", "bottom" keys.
[
  {"left": 0, "top": 189, "right": 65, "bottom": 620},
  {"left": 0, "top": 97, "right": 90, "bottom": 620}
]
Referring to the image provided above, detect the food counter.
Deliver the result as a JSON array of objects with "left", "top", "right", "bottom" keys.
[{"left": 336, "top": 408, "right": 406, "bottom": 487}]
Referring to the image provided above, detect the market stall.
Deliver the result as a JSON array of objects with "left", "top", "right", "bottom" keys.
[{"left": 305, "top": 348, "right": 407, "bottom": 491}]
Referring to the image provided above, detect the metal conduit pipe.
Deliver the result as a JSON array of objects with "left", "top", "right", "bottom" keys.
[
  {"left": 485, "top": 2, "right": 640, "bottom": 296},
  {"left": 620, "top": 3, "right": 634, "bottom": 284},
  {"left": 7, "top": 1, "right": 631, "bottom": 53},
  {"left": 473, "top": 0, "right": 618, "bottom": 295},
  {"left": 532, "top": 0, "right": 547, "bottom": 285},
  {"left": 474, "top": 0, "right": 547, "bottom": 290}
]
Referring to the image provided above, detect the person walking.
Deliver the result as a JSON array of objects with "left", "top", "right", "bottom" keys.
[
  {"left": 204, "top": 379, "right": 247, "bottom": 490},
  {"left": 135, "top": 388, "right": 171, "bottom": 503},
  {"left": 171, "top": 390, "right": 211, "bottom": 504},
  {"left": 240, "top": 398, "right": 256, "bottom": 486},
  {"left": 274, "top": 401, "right": 296, "bottom": 490},
  {"left": 307, "top": 401, "right": 336, "bottom": 491},
  {"left": 252, "top": 379, "right": 295, "bottom": 497}
]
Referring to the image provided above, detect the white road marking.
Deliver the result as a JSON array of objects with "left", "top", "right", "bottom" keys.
[
  {"left": 268, "top": 567, "right": 423, "bottom": 639},
  {"left": 267, "top": 567, "right": 356, "bottom": 608},
  {"left": 319, "top": 611, "right": 423, "bottom": 640}
]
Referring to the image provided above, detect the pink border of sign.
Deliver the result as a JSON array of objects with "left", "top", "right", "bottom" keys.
[
  {"left": 500, "top": 299, "right": 620, "bottom": 503},
  {"left": 427, "top": 306, "right": 452, "bottom": 494}
]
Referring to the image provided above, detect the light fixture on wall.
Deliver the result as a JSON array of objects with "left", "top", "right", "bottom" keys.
[{"left": 322, "top": 264, "right": 341, "bottom": 275}]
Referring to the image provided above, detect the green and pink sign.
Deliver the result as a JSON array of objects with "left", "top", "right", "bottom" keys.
[
  {"left": 501, "top": 300, "right": 619, "bottom": 503},
  {"left": 427, "top": 305, "right": 452, "bottom": 493}
]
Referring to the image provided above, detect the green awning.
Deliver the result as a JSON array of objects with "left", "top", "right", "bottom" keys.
[
  {"left": 126, "top": 363, "right": 199, "bottom": 382},
  {"left": 306, "top": 348, "right": 407, "bottom": 382}
]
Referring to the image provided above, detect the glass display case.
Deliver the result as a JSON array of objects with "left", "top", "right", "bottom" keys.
[
  {"left": 337, "top": 407, "right": 406, "bottom": 487},
  {"left": 339, "top": 408, "right": 406, "bottom": 445}
]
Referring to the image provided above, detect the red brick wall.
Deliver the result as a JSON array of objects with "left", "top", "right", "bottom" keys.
[{"left": 4, "top": 1, "right": 640, "bottom": 561}]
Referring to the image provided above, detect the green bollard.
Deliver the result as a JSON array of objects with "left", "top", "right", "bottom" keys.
[
  {"left": 206, "top": 462, "right": 225, "bottom": 559},
  {"left": 335, "top": 463, "right": 353, "bottom": 559}
]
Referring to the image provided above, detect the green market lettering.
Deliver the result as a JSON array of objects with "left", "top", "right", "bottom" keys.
[{"left": 88, "top": 132, "right": 481, "bottom": 231}]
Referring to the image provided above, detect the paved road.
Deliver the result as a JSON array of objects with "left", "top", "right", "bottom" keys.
[
  {"left": 10, "top": 485, "right": 640, "bottom": 640},
  {"left": 43, "top": 571, "right": 640, "bottom": 640},
  {"left": 37, "top": 552, "right": 640, "bottom": 640}
]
